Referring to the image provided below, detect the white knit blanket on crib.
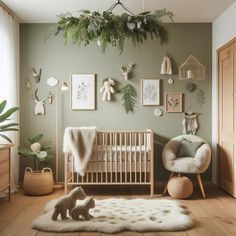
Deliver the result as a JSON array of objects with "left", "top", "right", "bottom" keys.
[{"left": 63, "top": 127, "right": 97, "bottom": 176}]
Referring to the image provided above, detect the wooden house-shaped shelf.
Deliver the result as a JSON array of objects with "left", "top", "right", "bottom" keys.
[{"left": 179, "top": 55, "right": 205, "bottom": 80}]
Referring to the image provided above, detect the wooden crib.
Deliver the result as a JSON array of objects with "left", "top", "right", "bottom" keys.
[{"left": 64, "top": 129, "right": 154, "bottom": 196}]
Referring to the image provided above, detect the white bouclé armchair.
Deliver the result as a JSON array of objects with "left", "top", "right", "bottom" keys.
[{"left": 162, "top": 135, "right": 211, "bottom": 198}]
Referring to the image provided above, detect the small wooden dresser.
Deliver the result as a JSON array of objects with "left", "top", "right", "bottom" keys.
[{"left": 0, "top": 144, "right": 12, "bottom": 200}]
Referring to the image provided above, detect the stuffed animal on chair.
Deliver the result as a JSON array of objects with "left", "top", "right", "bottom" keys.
[
  {"left": 51, "top": 187, "right": 86, "bottom": 221},
  {"left": 70, "top": 196, "right": 95, "bottom": 221}
]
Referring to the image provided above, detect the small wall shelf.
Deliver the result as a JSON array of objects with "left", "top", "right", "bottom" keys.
[{"left": 179, "top": 55, "right": 205, "bottom": 80}]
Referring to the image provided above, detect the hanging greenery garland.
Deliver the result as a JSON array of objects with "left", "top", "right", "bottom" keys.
[{"left": 55, "top": 9, "right": 173, "bottom": 52}]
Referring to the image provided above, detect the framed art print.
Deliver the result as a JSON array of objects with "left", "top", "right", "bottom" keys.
[
  {"left": 141, "top": 79, "right": 160, "bottom": 106},
  {"left": 71, "top": 74, "right": 96, "bottom": 110},
  {"left": 165, "top": 93, "right": 183, "bottom": 113}
]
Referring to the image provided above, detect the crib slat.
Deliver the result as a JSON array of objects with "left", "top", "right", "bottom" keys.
[
  {"left": 139, "top": 133, "right": 142, "bottom": 183},
  {"left": 101, "top": 133, "right": 104, "bottom": 183},
  {"left": 129, "top": 133, "right": 132, "bottom": 182},
  {"left": 120, "top": 133, "right": 122, "bottom": 183},
  {"left": 125, "top": 133, "right": 127, "bottom": 183},
  {"left": 64, "top": 154, "right": 68, "bottom": 194},
  {"left": 150, "top": 130, "right": 154, "bottom": 196},
  {"left": 86, "top": 169, "right": 88, "bottom": 183},
  {"left": 105, "top": 133, "right": 108, "bottom": 183},
  {"left": 144, "top": 133, "right": 147, "bottom": 182},
  {"left": 93, "top": 135, "right": 98, "bottom": 183},
  {"left": 135, "top": 133, "right": 137, "bottom": 183},
  {"left": 110, "top": 132, "right": 113, "bottom": 183},
  {"left": 115, "top": 133, "right": 118, "bottom": 183},
  {"left": 71, "top": 153, "right": 75, "bottom": 183}
]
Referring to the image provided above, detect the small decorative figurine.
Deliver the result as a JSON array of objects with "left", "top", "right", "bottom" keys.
[
  {"left": 51, "top": 187, "right": 87, "bottom": 221},
  {"left": 71, "top": 196, "right": 95, "bottom": 221}
]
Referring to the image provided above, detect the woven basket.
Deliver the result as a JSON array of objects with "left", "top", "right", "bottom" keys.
[{"left": 23, "top": 167, "right": 53, "bottom": 195}]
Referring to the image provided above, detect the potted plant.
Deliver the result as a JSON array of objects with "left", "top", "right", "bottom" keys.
[
  {"left": 0, "top": 100, "right": 19, "bottom": 143},
  {"left": 18, "top": 134, "right": 54, "bottom": 195}
]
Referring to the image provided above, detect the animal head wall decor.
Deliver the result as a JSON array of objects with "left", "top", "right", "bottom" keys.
[
  {"left": 118, "top": 62, "right": 134, "bottom": 80},
  {"left": 32, "top": 67, "right": 42, "bottom": 83},
  {"left": 33, "top": 89, "right": 46, "bottom": 115}
]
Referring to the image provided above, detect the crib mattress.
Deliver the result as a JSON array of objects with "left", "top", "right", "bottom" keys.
[
  {"left": 67, "top": 145, "right": 151, "bottom": 163},
  {"left": 69, "top": 154, "right": 150, "bottom": 162}
]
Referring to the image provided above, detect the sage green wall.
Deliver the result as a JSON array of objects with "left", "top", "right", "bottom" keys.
[{"left": 20, "top": 23, "right": 212, "bottom": 182}]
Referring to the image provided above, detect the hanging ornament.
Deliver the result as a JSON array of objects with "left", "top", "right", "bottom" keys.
[
  {"left": 154, "top": 108, "right": 163, "bottom": 117},
  {"left": 182, "top": 112, "right": 200, "bottom": 135},
  {"left": 168, "top": 78, "right": 174, "bottom": 85},
  {"left": 25, "top": 79, "right": 32, "bottom": 89},
  {"left": 186, "top": 82, "right": 196, "bottom": 92},
  {"left": 160, "top": 53, "right": 172, "bottom": 75},
  {"left": 48, "top": 92, "right": 53, "bottom": 104}
]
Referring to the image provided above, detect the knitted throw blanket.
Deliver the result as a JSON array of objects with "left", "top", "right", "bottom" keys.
[{"left": 63, "top": 127, "right": 97, "bottom": 176}]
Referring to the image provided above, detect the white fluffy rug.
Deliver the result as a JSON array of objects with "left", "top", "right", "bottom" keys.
[{"left": 32, "top": 198, "right": 193, "bottom": 233}]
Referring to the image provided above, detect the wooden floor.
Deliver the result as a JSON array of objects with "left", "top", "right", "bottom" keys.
[{"left": 0, "top": 185, "right": 236, "bottom": 236}]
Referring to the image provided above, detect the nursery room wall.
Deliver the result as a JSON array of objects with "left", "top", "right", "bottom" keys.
[{"left": 20, "top": 23, "right": 212, "bottom": 182}]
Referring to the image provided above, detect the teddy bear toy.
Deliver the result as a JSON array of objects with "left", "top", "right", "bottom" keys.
[
  {"left": 100, "top": 78, "right": 115, "bottom": 101},
  {"left": 70, "top": 196, "right": 95, "bottom": 221},
  {"left": 51, "top": 187, "right": 86, "bottom": 221}
]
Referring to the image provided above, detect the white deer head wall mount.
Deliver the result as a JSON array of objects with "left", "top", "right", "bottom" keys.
[
  {"left": 33, "top": 89, "right": 46, "bottom": 115},
  {"left": 118, "top": 62, "right": 135, "bottom": 80}
]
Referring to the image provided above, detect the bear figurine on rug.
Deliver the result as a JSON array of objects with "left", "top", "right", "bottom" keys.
[
  {"left": 71, "top": 196, "right": 95, "bottom": 221},
  {"left": 51, "top": 187, "right": 86, "bottom": 221}
]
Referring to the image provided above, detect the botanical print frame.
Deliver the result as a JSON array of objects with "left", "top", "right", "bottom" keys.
[
  {"left": 165, "top": 93, "right": 183, "bottom": 113},
  {"left": 141, "top": 79, "right": 160, "bottom": 106},
  {"left": 71, "top": 74, "right": 96, "bottom": 110}
]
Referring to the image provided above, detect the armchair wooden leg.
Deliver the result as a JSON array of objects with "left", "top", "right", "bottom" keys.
[
  {"left": 163, "top": 172, "right": 175, "bottom": 194},
  {"left": 197, "top": 174, "right": 206, "bottom": 198}
]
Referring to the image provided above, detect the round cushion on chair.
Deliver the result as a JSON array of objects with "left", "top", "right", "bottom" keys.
[{"left": 167, "top": 176, "right": 193, "bottom": 199}]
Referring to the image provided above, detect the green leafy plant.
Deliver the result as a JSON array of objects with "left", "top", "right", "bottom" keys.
[
  {"left": 120, "top": 84, "right": 137, "bottom": 113},
  {"left": 55, "top": 9, "right": 173, "bottom": 53},
  {"left": 18, "top": 134, "right": 53, "bottom": 170},
  {"left": 0, "top": 100, "right": 19, "bottom": 143}
]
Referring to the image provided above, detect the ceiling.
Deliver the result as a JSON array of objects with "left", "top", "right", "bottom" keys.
[{"left": 2, "top": 0, "right": 236, "bottom": 23}]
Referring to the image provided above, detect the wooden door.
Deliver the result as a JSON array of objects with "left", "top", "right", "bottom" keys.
[{"left": 218, "top": 39, "right": 236, "bottom": 197}]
